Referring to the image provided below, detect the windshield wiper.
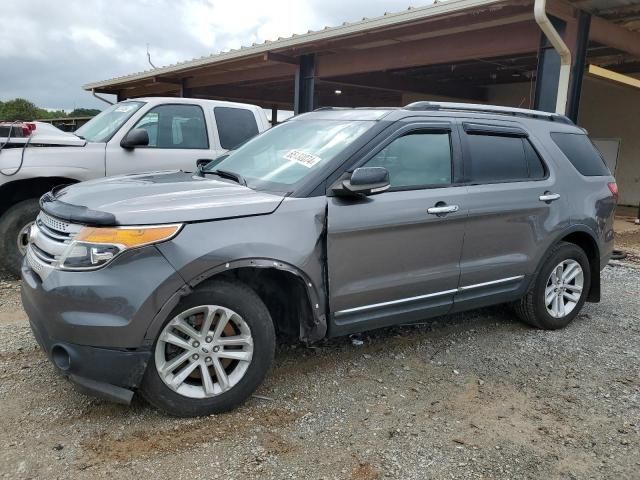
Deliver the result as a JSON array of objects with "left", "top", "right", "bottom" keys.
[
  {"left": 74, "top": 133, "right": 86, "bottom": 140},
  {"left": 201, "top": 168, "right": 247, "bottom": 186}
]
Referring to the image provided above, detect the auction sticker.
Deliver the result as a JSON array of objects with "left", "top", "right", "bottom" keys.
[{"left": 283, "top": 149, "right": 322, "bottom": 168}]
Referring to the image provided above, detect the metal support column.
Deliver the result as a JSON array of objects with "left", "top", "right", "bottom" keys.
[
  {"left": 180, "top": 79, "right": 192, "bottom": 98},
  {"left": 534, "top": 15, "right": 566, "bottom": 113},
  {"left": 566, "top": 11, "right": 591, "bottom": 123},
  {"left": 294, "top": 54, "right": 316, "bottom": 114}
]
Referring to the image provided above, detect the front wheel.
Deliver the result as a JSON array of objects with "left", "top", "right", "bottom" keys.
[
  {"left": 140, "top": 280, "right": 275, "bottom": 417},
  {"left": 515, "top": 242, "right": 591, "bottom": 330},
  {"left": 0, "top": 199, "right": 40, "bottom": 278}
]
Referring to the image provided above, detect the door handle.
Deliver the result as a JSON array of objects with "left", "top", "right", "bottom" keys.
[
  {"left": 539, "top": 192, "right": 561, "bottom": 203},
  {"left": 427, "top": 204, "right": 459, "bottom": 215}
]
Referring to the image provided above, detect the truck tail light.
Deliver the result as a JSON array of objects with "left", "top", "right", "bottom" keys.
[
  {"left": 0, "top": 121, "right": 36, "bottom": 137},
  {"left": 608, "top": 182, "right": 618, "bottom": 202}
]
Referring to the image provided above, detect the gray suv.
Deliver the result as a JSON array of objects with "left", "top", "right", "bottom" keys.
[{"left": 21, "top": 102, "right": 617, "bottom": 417}]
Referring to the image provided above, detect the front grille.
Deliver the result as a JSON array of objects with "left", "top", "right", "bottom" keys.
[
  {"left": 39, "top": 211, "right": 73, "bottom": 234},
  {"left": 25, "top": 211, "right": 82, "bottom": 279},
  {"left": 25, "top": 246, "right": 47, "bottom": 277}
]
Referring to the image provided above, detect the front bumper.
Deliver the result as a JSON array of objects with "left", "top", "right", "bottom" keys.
[
  {"left": 28, "top": 315, "right": 149, "bottom": 404},
  {"left": 21, "top": 246, "right": 186, "bottom": 403}
]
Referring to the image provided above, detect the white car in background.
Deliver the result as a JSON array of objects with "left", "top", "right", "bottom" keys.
[{"left": 0, "top": 97, "right": 270, "bottom": 275}]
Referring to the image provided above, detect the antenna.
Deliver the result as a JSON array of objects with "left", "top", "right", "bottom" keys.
[{"left": 146, "top": 44, "right": 157, "bottom": 69}]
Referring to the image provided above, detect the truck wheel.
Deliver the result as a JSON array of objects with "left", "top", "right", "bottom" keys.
[
  {"left": 140, "top": 279, "right": 276, "bottom": 417},
  {"left": 515, "top": 242, "right": 591, "bottom": 330},
  {"left": 0, "top": 199, "right": 40, "bottom": 278}
]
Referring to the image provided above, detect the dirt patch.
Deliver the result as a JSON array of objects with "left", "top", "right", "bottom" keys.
[
  {"left": 616, "top": 229, "right": 640, "bottom": 258},
  {"left": 350, "top": 461, "right": 380, "bottom": 480},
  {"left": 81, "top": 407, "right": 299, "bottom": 464}
]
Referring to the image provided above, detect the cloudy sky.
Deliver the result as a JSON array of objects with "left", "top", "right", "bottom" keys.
[{"left": 0, "top": 0, "right": 433, "bottom": 111}]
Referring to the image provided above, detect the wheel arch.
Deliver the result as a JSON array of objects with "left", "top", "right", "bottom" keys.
[
  {"left": 0, "top": 177, "right": 79, "bottom": 216},
  {"left": 146, "top": 258, "right": 327, "bottom": 345},
  {"left": 547, "top": 225, "right": 601, "bottom": 302}
]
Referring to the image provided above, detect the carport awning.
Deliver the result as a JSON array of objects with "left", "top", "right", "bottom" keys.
[{"left": 84, "top": 0, "right": 640, "bottom": 109}]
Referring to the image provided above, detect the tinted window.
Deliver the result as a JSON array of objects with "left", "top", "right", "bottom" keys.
[
  {"left": 214, "top": 107, "right": 259, "bottom": 150},
  {"left": 551, "top": 132, "right": 610, "bottom": 176},
  {"left": 467, "top": 134, "right": 547, "bottom": 183},
  {"left": 132, "top": 104, "right": 208, "bottom": 149},
  {"left": 365, "top": 132, "right": 452, "bottom": 188},
  {"left": 523, "top": 140, "right": 546, "bottom": 179}
]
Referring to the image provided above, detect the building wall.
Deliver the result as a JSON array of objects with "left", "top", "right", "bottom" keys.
[{"left": 404, "top": 78, "right": 640, "bottom": 206}]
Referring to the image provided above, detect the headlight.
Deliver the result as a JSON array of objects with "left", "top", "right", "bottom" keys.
[{"left": 59, "top": 224, "right": 182, "bottom": 270}]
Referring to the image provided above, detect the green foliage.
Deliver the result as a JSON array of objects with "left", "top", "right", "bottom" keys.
[
  {"left": 35, "top": 109, "right": 68, "bottom": 119},
  {"left": 0, "top": 98, "right": 102, "bottom": 121},
  {"left": 69, "top": 108, "right": 101, "bottom": 117},
  {"left": 0, "top": 98, "right": 39, "bottom": 121}
]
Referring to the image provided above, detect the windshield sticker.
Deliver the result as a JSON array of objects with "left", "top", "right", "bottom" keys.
[
  {"left": 115, "top": 105, "right": 135, "bottom": 113},
  {"left": 283, "top": 149, "right": 322, "bottom": 168}
]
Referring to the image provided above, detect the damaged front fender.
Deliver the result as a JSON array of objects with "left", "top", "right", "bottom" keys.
[{"left": 148, "top": 196, "right": 329, "bottom": 343}]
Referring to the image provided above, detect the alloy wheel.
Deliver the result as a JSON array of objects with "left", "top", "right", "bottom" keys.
[
  {"left": 155, "top": 305, "right": 254, "bottom": 399},
  {"left": 544, "top": 259, "right": 584, "bottom": 319}
]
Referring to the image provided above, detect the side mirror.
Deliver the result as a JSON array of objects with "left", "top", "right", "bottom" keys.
[
  {"left": 120, "top": 128, "right": 149, "bottom": 149},
  {"left": 196, "top": 158, "right": 212, "bottom": 169},
  {"left": 339, "top": 167, "right": 390, "bottom": 196}
]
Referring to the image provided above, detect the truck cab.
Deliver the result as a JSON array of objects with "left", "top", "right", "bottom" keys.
[{"left": 0, "top": 97, "right": 269, "bottom": 275}]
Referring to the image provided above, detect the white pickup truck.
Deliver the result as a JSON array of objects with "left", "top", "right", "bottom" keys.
[{"left": 0, "top": 97, "right": 270, "bottom": 275}]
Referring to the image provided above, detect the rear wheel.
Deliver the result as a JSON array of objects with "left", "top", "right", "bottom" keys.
[
  {"left": 0, "top": 199, "right": 40, "bottom": 278},
  {"left": 140, "top": 280, "right": 275, "bottom": 417},
  {"left": 515, "top": 242, "right": 591, "bottom": 330}
]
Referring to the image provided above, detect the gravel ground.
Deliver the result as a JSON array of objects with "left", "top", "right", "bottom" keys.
[{"left": 0, "top": 258, "right": 639, "bottom": 479}]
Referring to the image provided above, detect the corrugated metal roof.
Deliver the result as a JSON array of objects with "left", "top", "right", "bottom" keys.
[
  {"left": 568, "top": 0, "right": 640, "bottom": 31},
  {"left": 83, "top": 0, "right": 507, "bottom": 90}
]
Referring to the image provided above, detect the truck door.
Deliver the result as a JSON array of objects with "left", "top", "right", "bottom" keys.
[
  {"left": 326, "top": 122, "right": 468, "bottom": 336},
  {"left": 105, "top": 103, "right": 221, "bottom": 176}
]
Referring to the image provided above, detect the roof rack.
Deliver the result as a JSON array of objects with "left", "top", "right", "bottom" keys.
[
  {"left": 313, "top": 106, "right": 400, "bottom": 111},
  {"left": 403, "top": 101, "right": 574, "bottom": 125}
]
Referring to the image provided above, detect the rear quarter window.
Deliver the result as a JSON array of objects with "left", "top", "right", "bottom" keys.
[
  {"left": 214, "top": 107, "right": 260, "bottom": 150},
  {"left": 550, "top": 132, "right": 610, "bottom": 176}
]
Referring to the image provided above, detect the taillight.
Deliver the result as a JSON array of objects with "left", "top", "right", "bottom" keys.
[
  {"left": 21, "top": 123, "right": 36, "bottom": 136},
  {"left": 608, "top": 182, "right": 618, "bottom": 202}
]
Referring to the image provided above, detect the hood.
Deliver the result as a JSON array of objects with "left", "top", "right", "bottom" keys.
[{"left": 42, "top": 170, "right": 285, "bottom": 225}]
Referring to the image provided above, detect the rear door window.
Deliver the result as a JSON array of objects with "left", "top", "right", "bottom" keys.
[
  {"left": 551, "top": 132, "right": 610, "bottom": 176},
  {"left": 465, "top": 132, "right": 547, "bottom": 183},
  {"left": 214, "top": 107, "right": 259, "bottom": 150},
  {"left": 523, "top": 140, "right": 546, "bottom": 179}
]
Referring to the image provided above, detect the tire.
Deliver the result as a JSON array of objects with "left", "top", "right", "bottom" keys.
[
  {"left": 0, "top": 199, "right": 40, "bottom": 278},
  {"left": 140, "top": 279, "right": 276, "bottom": 417},
  {"left": 515, "top": 242, "right": 591, "bottom": 330}
]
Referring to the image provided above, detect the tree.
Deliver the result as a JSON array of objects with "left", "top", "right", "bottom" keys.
[
  {"left": 35, "top": 108, "right": 67, "bottom": 119},
  {"left": 0, "top": 98, "right": 39, "bottom": 121},
  {"left": 69, "top": 108, "right": 101, "bottom": 117}
]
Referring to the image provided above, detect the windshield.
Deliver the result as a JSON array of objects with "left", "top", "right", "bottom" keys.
[
  {"left": 75, "top": 101, "right": 144, "bottom": 142},
  {"left": 204, "top": 119, "right": 375, "bottom": 190}
]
